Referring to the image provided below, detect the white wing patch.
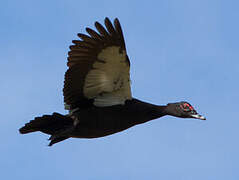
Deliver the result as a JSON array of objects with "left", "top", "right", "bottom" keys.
[{"left": 83, "top": 46, "right": 132, "bottom": 107}]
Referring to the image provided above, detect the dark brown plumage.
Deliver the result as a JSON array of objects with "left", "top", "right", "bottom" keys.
[{"left": 19, "top": 18, "right": 206, "bottom": 146}]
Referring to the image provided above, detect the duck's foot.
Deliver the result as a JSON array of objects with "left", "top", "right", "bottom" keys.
[
  {"left": 48, "top": 114, "right": 80, "bottom": 146},
  {"left": 48, "top": 126, "right": 75, "bottom": 146}
]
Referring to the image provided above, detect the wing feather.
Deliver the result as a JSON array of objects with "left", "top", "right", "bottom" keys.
[
  {"left": 86, "top": 28, "right": 104, "bottom": 41},
  {"left": 95, "top": 22, "right": 110, "bottom": 38},
  {"left": 104, "top": 17, "right": 117, "bottom": 37}
]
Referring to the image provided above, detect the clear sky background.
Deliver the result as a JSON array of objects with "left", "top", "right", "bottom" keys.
[{"left": 1, "top": 0, "right": 238, "bottom": 179}]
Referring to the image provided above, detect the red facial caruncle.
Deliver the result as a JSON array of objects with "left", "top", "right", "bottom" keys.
[{"left": 180, "top": 103, "right": 194, "bottom": 111}]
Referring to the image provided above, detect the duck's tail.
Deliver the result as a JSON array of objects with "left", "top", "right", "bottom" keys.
[{"left": 19, "top": 112, "right": 74, "bottom": 146}]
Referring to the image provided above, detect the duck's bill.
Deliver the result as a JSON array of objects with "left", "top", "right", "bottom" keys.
[{"left": 191, "top": 114, "right": 206, "bottom": 120}]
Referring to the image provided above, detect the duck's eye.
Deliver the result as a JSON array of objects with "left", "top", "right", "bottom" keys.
[{"left": 180, "top": 104, "right": 190, "bottom": 111}]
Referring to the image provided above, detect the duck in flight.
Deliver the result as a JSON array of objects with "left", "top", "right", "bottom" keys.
[{"left": 19, "top": 18, "right": 206, "bottom": 146}]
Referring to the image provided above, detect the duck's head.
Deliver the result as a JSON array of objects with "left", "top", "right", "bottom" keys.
[{"left": 166, "top": 101, "right": 206, "bottom": 120}]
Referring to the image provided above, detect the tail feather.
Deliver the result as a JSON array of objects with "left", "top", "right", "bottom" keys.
[
  {"left": 19, "top": 113, "right": 73, "bottom": 134},
  {"left": 19, "top": 113, "right": 74, "bottom": 146}
]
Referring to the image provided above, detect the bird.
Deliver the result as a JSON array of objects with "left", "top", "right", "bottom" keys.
[{"left": 19, "top": 17, "right": 206, "bottom": 146}]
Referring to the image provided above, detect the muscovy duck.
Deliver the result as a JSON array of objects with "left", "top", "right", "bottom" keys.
[{"left": 19, "top": 18, "right": 206, "bottom": 146}]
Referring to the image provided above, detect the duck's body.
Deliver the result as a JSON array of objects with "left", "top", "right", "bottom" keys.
[
  {"left": 19, "top": 18, "right": 205, "bottom": 146},
  {"left": 69, "top": 99, "right": 165, "bottom": 138}
]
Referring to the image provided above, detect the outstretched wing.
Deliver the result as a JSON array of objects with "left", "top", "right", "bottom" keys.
[{"left": 63, "top": 17, "right": 132, "bottom": 110}]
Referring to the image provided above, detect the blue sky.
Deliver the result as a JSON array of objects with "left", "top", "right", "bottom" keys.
[{"left": 1, "top": 0, "right": 239, "bottom": 179}]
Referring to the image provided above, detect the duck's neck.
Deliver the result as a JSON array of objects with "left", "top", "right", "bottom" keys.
[
  {"left": 147, "top": 104, "right": 168, "bottom": 120},
  {"left": 128, "top": 99, "right": 168, "bottom": 124}
]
